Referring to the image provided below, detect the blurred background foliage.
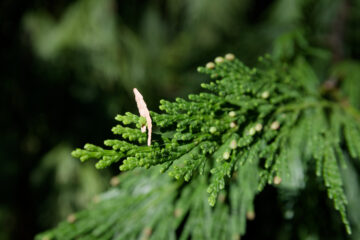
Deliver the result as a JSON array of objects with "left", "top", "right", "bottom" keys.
[{"left": 1, "top": 0, "right": 359, "bottom": 239}]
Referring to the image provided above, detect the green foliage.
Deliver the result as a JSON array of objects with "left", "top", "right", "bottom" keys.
[
  {"left": 36, "top": 167, "right": 252, "bottom": 240},
  {"left": 31, "top": 144, "right": 110, "bottom": 228},
  {"left": 2, "top": 0, "right": 358, "bottom": 239},
  {"left": 332, "top": 60, "right": 360, "bottom": 109},
  {"left": 57, "top": 54, "right": 360, "bottom": 239}
]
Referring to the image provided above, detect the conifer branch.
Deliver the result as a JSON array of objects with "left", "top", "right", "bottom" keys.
[{"left": 45, "top": 53, "right": 360, "bottom": 239}]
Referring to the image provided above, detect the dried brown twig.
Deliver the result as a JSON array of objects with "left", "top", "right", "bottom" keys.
[{"left": 133, "top": 88, "right": 152, "bottom": 146}]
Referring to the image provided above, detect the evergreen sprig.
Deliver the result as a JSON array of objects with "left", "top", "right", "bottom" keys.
[
  {"left": 37, "top": 167, "right": 257, "bottom": 240},
  {"left": 63, "top": 54, "right": 360, "bottom": 238}
]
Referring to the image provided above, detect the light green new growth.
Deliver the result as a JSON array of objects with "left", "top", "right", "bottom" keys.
[{"left": 40, "top": 54, "right": 360, "bottom": 239}]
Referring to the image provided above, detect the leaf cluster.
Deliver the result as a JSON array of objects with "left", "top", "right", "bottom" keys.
[{"left": 49, "top": 54, "right": 360, "bottom": 239}]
